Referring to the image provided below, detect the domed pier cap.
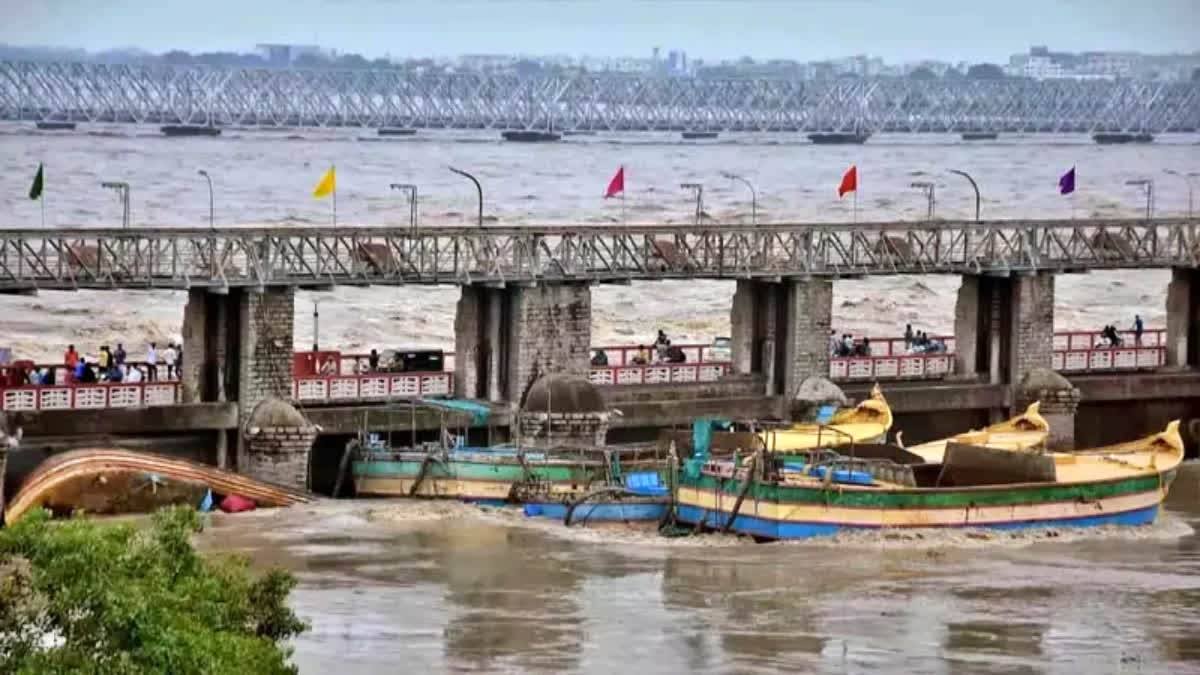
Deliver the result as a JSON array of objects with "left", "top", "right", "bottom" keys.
[
  {"left": 245, "top": 396, "right": 310, "bottom": 434},
  {"left": 521, "top": 373, "right": 606, "bottom": 414},
  {"left": 1017, "top": 367, "right": 1073, "bottom": 393},
  {"left": 794, "top": 376, "right": 849, "bottom": 408}
]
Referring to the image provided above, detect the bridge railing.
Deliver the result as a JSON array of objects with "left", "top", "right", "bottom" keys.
[
  {"left": 0, "top": 381, "right": 179, "bottom": 411},
  {"left": 292, "top": 372, "right": 452, "bottom": 403},
  {"left": 587, "top": 363, "right": 732, "bottom": 386}
]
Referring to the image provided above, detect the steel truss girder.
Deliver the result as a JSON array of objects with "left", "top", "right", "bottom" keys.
[
  {"left": 0, "top": 219, "right": 1195, "bottom": 291},
  {"left": 2, "top": 61, "right": 1199, "bottom": 133}
]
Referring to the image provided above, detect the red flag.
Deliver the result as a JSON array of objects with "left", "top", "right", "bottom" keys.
[
  {"left": 838, "top": 165, "right": 857, "bottom": 197},
  {"left": 604, "top": 166, "right": 625, "bottom": 199}
]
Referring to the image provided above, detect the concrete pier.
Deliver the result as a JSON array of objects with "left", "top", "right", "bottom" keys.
[
  {"left": 730, "top": 278, "right": 832, "bottom": 397},
  {"left": 454, "top": 283, "right": 592, "bottom": 404},
  {"left": 1166, "top": 267, "right": 1199, "bottom": 368},
  {"left": 953, "top": 272, "right": 1055, "bottom": 389}
]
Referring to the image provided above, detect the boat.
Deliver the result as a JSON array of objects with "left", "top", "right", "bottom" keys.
[
  {"left": 961, "top": 132, "right": 998, "bottom": 141},
  {"left": 681, "top": 131, "right": 719, "bottom": 140},
  {"left": 759, "top": 384, "right": 893, "bottom": 453},
  {"left": 1093, "top": 132, "right": 1153, "bottom": 144},
  {"left": 808, "top": 132, "right": 870, "bottom": 145},
  {"left": 161, "top": 125, "right": 221, "bottom": 137},
  {"left": 377, "top": 127, "right": 417, "bottom": 136},
  {"left": 36, "top": 121, "right": 76, "bottom": 131},
  {"left": 901, "top": 401, "right": 1049, "bottom": 463},
  {"left": 4, "top": 448, "right": 314, "bottom": 524},
  {"left": 673, "top": 418, "right": 1184, "bottom": 540},
  {"left": 501, "top": 130, "right": 562, "bottom": 142}
]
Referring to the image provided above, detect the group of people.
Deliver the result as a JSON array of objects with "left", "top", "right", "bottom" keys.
[
  {"left": 50, "top": 341, "right": 181, "bottom": 385},
  {"left": 831, "top": 332, "right": 872, "bottom": 357},
  {"left": 903, "top": 325, "right": 947, "bottom": 354},
  {"left": 1095, "top": 316, "right": 1144, "bottom": 348},
  {"left": 594, "top": 330, "right": 686, "bottom": 366}
]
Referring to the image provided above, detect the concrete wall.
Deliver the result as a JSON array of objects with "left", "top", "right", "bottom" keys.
[
  {"left": 953, "top": 275, "right": 981, "bottom": 378},
  {"left": 1166, "top": 267, "right": 1198, "bottom": 368},
  {"left": 243, "top": 425, "right": 316, "bottom": 490},
  {"left": 453, "top": 285, "right": 487, "bottom": 400},
  {"left": 729, "top": 278, "right": 831, "bottom": 397}
]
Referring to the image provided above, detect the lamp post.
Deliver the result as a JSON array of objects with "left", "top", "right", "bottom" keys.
[
  {"left": 910, "top": 181, "right": 936, "bottom": 220},
  {"left": 720, "top": 172, "right": 757, "bottom": 225},
  {"left": 101, "top": 181, "right": 130, "bottom": 228},
  {"left": 312, "top": 297, "right": 326, "bottom": 352},
  {"left": 197, "top": 170, "right": 214, "bottom": 230},
  {"left": 448, "top": 167, "right": 483, "bottom": 228},
  {"left": 1125, "top": 178, "right": 1154, "bottom": 220},
  {"left": 946, "top": 168, "right": 981, "bottom": 222},
  {"left": 680, "top": 182, "right": 703, "bottom": 225},
  {"left": 390, "top": 183, "right": 418, "bottom": 231},
  {"left": 1163, "top": 169, "right": 1198, "bottom": 218}
]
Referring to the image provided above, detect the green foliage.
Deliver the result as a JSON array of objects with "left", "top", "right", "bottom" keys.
[{"left": 0, "top": 506, "right": 307, "bottom": 674}]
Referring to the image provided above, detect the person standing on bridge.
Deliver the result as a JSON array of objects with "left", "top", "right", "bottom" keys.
[
  {"left": 146, "top": 343, "right": 158, "bottom": 382},
  {"left": 164, "top": 343, "right": 179, "bottom": 380},
  {"left": 1133, "top": 315, "right": 1144, "bottom": 346},
  {"left": 64, "top": 344, "right": 79, "bottom": 383},
  {"left": 115, "top": 343, "right": 126, "bottom": 366}
]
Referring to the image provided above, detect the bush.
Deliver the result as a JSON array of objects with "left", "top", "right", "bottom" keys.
[{"left": 0, "top": 506, "right": 307, "bottom": 674}]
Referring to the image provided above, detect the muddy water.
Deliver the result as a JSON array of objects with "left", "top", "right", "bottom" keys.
[{"left": 201, "top": 462, "right": 1200, "bottom": 674}]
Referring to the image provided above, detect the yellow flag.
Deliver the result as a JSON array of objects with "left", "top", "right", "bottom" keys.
[{"left": 312, "top": 166, "right": 336, "bottom": 199}]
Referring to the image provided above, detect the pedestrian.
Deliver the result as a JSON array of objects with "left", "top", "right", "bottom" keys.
[
  {"left": 115, "top": 342, "right": 127, "bottom": 365},
  {"left": 64, "top": 344, "right": 79, "bottom": 383},
  {"left": 146, "top": 342, "right": 158, "bottom": 381},
  {"left": 1133, "top": 315, "right": 1144, "bottom": 346},
  {"left": 164, "top": 343, "right": 178, "bottom": 380},
  {"left": 904, "top": 323, "right": 914, "bottom": 349}
]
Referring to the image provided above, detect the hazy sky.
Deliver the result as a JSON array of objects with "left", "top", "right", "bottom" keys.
[{"left": 2, "top": 0, "right": 1197, "bottom": 63}]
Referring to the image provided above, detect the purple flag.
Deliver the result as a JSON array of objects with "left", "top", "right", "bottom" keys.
[{"left": 1058, "top": 166, "right": 1076, "bottom": 195}]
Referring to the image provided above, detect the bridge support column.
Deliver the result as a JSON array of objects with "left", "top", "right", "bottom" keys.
[
  {"left": 235, "top": 287, "right": 296, "bottom": 471},
  {"left": 953, "top": 272, "right": 1054, "bottom": 388},
  {"left": 730, "top": 278, "right": 831, "bottom": 397},
  {"left": 454, "top": 282, "right": 591, "bottom": 404},
  {"left": 1166, "top": 267, "right": 1199, "bottom": 368}
]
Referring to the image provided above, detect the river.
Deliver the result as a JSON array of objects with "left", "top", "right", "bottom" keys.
[
  {"left": 198, "top": 462, "right": 1200, "bottom": 674},
  {"left": 0, "top": 127, "right": 1195, "bottom": 361}
]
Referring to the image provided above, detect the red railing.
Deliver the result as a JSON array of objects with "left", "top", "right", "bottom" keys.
[
  {"left": 0, "top": 382, "right": 180, "bottom": 411},
  {"left": 829, "top": 353, "right": 955, "bottom": 381},
  {"left": 293, "top": 372, "right": 452, "bottom": 403}
]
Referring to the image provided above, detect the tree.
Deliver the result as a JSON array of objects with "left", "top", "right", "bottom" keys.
[
  {"left": 1191, "top": 67, "right": 1199, "bottom": 82},
  {"left": 0, "top": 506, "right": 307, "bottom": 674},
  {"left": 907, "top": 67, "right": 938, "bottom": 80},
  {"left": 966, "top": 63, "right": 1006, "bottom": 79}
]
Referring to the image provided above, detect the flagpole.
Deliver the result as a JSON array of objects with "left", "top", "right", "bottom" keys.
[
  {"left": 853, "top": 190, "right": 858, "bottom": 224},
  {"left": 620, "top": 191, "right": 626, "bottom": 225},
  {"left": 332, "top": 179, "right": 337, "bottom": 228}
]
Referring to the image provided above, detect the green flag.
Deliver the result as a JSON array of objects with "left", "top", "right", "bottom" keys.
[{"left": 29, "top": 163, "right": 44, "bottom": 200}]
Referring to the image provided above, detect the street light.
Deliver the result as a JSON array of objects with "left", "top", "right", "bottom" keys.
[
  {"left": 910, "top": 181, "right": 936, "bottom": 220},
  {"left": 720, "top": 172, "right": 757, "bottom": 225},
  {"left": 101, "top": 181, "right": 130, "bottom": 228},
  {"left": 389, "top": 183, "right": 418, "bottom": 231},
  {"left": 312, "top": 297, "right": 326, "bottom": 352},
  {"left": 1125, "top": 178, "right": 1154, "bottom": 220},
  {"left": 197, "top": 170, "right": 214, "bottom": 230},
  {"left": 1163, "top": 169, "right": 1198, "bottom": 218},
  {"left": 448, "top": 167, "right": 483, "bottom": 228},
  {"left": 946, "top": 168, "right": 981, "bottom": 222},
  {"left": 680, "top": 183, "right": 703, "bottom": 225}
]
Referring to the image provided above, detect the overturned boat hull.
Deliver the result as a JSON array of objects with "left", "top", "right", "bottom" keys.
[{"left": 4, "top": 449, "right": 314, "bottom": 524}]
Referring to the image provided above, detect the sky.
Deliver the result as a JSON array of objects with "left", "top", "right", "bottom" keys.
[{"left": 1, "top": 0, "right": 1197, "bottom": 64}]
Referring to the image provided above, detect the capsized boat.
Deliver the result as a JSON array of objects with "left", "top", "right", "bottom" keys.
[
  {"left": 4, "top": 449, "right": 314, "bottom": 524},
  {"left": 674, "top": 420, "right": 1184, "bottom": 539},
  {"left": 901, "top": 401, "right": 1050, "bottom": 464}
]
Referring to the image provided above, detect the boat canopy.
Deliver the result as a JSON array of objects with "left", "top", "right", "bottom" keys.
[{"left": 417, "top": 398, "right": 493, "bottom": 425}]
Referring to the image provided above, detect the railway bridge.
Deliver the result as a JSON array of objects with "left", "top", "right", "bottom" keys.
[{"left": 3, "top": 61, "right": 1200, "bottom": 133}]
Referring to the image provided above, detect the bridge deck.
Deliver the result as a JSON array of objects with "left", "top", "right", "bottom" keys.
[{"left": 0, "top": 219, "right": 1196, "bottom": 290}]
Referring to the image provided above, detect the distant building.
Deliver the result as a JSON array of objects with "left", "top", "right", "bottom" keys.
[{"left": 256, "top": 44, "right": 327, "bottom": 66}]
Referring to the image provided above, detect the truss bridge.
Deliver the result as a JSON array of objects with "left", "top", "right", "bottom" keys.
[{"left": 2, "top": 61, "right": 1199, "bottom": 133}]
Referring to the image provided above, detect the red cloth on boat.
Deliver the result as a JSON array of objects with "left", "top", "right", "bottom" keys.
[{"left": 218, "top": 494, "right": 257, "bottom": 513}]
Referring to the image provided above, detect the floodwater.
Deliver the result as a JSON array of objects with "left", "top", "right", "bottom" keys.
[
  {"left": 0, "top": 127, "right": 1195, "bottom": 360},
  {"left": 199, "top": 462, "right": 1200, "bottom": 674}
]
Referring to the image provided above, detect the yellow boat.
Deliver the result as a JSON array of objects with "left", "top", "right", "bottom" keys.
[
  {"left": 901, "top": 402, "right": 1051, "bottom": 464},
  {"left": 758, "top": 384, "right": 893, "bottom": 452}
]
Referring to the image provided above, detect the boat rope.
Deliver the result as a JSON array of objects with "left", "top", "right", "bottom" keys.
[
  {"left": 722, "top": 450, "right": 761, "bottom": 534},
  {"left": 408, "top": 454, "right": 445, "bottom": 497},
  {"left": 563, "top": 486, "right": 640, "bottom": 527}
]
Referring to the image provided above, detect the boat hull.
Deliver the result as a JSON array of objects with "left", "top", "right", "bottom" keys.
[
  {"left": 352, "top": 456, "right": 604, "bottom": 501},
  {"left": 674, "top": 470, "right": 1174, "bottom": 540},
  {"left": 525, "top": 500, "right": 668, "bottom": 522}
]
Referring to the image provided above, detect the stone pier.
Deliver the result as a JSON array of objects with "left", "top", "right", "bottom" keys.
[
  {"left": 180, "top": 286, "right": 296, "bottom": 469},
  {"left": 1166, "top": 267, "right": 1199, "bottom": 368},
  {"left": 730, "top": 278, "right": 832, "bottom": 397},
  {"left": 454, "top": 282, "right": 592, "bottom": 404},
  {"left": 953, "top": 272, "right": 1055, "bottom": 388}
]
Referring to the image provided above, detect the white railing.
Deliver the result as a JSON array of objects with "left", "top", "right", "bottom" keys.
[
  {"left": 0, "top": 382, "right": 180, "bottom": 411},
  {"left": 292, "top": 372, "right": 452, "bottom": 403},
  {"left": 587, "top": 363, "right": 732, "bottom": 386}
]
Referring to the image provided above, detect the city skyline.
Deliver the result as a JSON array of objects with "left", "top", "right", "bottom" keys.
[{"left": 2, "top": 0, "right": 1197, "bottom": 64}]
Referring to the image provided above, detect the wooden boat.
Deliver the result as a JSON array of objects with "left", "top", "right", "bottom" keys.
[
  {"left": 901, "top": 401, "right": 1049, "bottom": 463},
  {"left": 681, "top": 131, "right": 719, "bottom": 140},
  {"left": 500, "top": 130, "right": 561, "bottom": 142},
  {"left": 160, "top": 125, "right": 221, "bottom": 137},
  {"left": 4, "top": 449, "right": 314, "bottom": 524},
  {"left": 808, "top": 132, "right": 870, "bottom": 145},
  {"left": 759, "top": 384, "right": 893, "bottom": 453},
  {"left": 1093, "top": 132, "right": 1153, "bottom": 144},
  {"left": 961, "top": 132, "right": 998, "bottom": 141},
  {"left": 674, "top": 420, "right": 1184, "bottom": 539}
]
